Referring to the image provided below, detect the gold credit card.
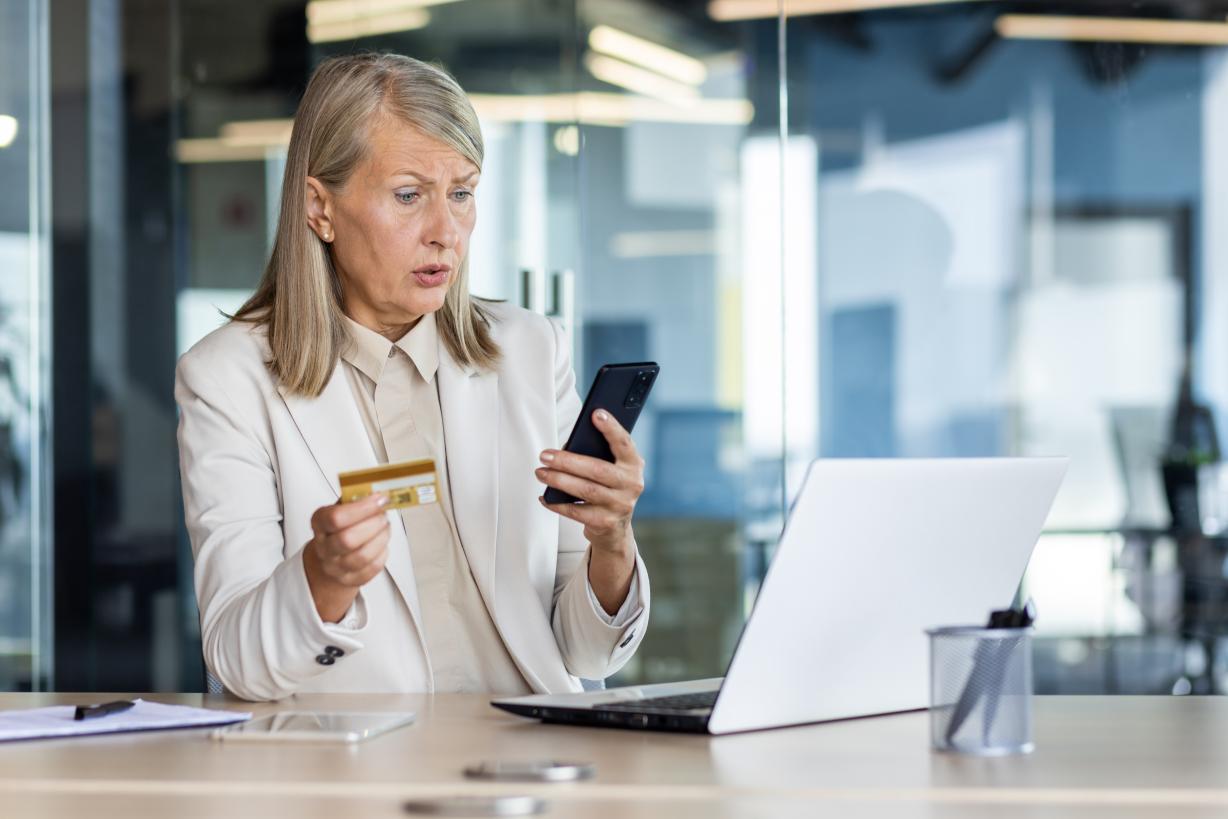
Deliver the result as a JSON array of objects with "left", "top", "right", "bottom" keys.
[{"left": 338, "top": 458, "right": 438, "bottom": 509}]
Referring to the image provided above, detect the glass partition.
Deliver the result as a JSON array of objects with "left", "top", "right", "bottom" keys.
[
  {"left": 572, "top": 0, "right": 784, "bottom": 684},
  {"left": 785, "top": 0, "right": 1228, "bottom": 694},
  {"left": 172, "top": 0, "right": 787, "bottom": 688},
  {"left": 174, "top": 0, "right": 585, "bottom": 349},
  {"left": 29, "top": 0, "right": 1228, "bottom": 696},
  {"left": 0, "top": 0, "right": 52, "bottom": 691}
]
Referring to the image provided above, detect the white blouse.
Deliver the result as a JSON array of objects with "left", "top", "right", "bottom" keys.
[{"left": 339, "top": 313, "right": 640, "bottom": 694}]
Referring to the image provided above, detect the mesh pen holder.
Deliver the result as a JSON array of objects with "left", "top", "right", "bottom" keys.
[{"left": 927, "top": 625, "right": 1034, "bottom": 756}]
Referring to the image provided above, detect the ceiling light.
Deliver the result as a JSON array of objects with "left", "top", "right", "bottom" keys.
[
  {"left": 307, "top": 0, "right": 458, "bottom": 24},
  {"left": 307, "top": 9, "right": 429, "bottom": 42},
  {"left": 174, "top": 119, "right": 296, "bottom": 162},
  {"left": 995, "top": 14, "right": 1228, "bottom": 45},
  {"left": 588, "top": 25, "right": 707, "bottom": 86},
  {"left": 553, "top": 125, "right": 580, "bottom": 156},
  {"left": 584, "top": 52, "right": 699, "bottom": 105},
  {"left": 0, "top": 115, "right": 17, "bottom": 149},
  {"left": 708, "top": 0, "right": 984, "bottom": 21},
  {"left": 175, "top": 139, "right": 281, "bottom": 163},
  {"left": 176, "top": 94, "right": 754, "bottom": 162},
  {"left": 469, "top": 92, "right": 753, "bottom": 127},
  {"left": 219, "top": 119, "right": 294, "bottom": 145},
  {"left": 305, "top": 0, "right": 445, "bottom": 43}
]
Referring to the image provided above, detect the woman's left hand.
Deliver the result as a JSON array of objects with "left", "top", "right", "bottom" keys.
[
  {"left": 537, "top": 409, "right": 643, "bottom": 614},
  {"left": 536, "top": 409, "right": 644, "bottom": 559}
]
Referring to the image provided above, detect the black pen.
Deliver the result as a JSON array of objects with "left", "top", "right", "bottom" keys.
[
  {"left": 944, "top": 601, "right": 1035, "bottom": 746},
  {"left": 74, "top": 700, "right": 136, "bottom": 721}
]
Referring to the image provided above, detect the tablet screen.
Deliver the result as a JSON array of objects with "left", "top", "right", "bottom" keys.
[{"left": 212, "top": 711, "right": 415, "bottom": 742}]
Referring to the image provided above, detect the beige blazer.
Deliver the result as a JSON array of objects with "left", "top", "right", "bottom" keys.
[{"left": 175, "top": 302, "right": 650, "bottom": 701}]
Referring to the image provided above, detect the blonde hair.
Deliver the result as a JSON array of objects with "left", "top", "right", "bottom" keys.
[{"left": 234, "top": 53, "right": 500, "bottom": 397}]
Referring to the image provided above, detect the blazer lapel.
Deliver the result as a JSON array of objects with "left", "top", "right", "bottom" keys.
[
  {"left": 436, "top": 350, "right": 500, "bottom": 603},
  {"left": 277, "top": 365, "right": 369, "bottom": 497},
  {"left": 277, "top": 366, "right": 425, "bottom": 633},
  {"left": 439, "top": 346, "right": 576, "bottom": 692}
]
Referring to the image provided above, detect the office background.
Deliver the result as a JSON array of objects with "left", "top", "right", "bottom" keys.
[{"left": 4, "top": 0, "right": 1228, "bottom": 694}]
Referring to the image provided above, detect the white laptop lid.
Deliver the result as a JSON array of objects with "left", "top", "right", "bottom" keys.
[{"left": 707, "top": 457, "right": 1066, "bottom": 735}]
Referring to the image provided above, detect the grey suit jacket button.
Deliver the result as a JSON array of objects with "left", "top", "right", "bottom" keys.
[
  {"left": 316, "top": 654, "right": 335, "bottom": 666},
  {"left": 324, "top": 645, "right": 345, "bottom": 658}
]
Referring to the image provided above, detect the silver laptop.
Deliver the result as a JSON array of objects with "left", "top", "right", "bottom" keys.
[{"left": 493, "top": 457, "right": 1067, "bottom": 735}]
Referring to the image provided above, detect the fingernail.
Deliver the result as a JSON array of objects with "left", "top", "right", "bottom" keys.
[
  {"left": 374, "top": 494, "right": 389, "bottom": 507},
  {"left": 540, "top": 451, "right": 555, "bottom": 463},
  {"left": 596, "top": 409, "right": 609, "bottom": 422},
  {"left": 535, "top": 468, "right": 546, "bottom": 479}
]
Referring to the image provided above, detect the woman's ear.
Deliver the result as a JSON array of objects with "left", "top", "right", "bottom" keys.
[{"left": 305, "top": 176, "right": 333, "bottom": 242}]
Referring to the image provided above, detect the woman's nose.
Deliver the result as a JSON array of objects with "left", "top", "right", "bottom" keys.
[{"left": 424, "top": 199, "right": 459, "bottom": 249}]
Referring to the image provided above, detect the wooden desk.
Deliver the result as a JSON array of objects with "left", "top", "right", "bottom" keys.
[{"left": 1, "top": 694, "right": 1227, "bottom": 817}]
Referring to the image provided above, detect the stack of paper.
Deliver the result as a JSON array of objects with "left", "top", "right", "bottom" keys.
[{"left": 0, "top": 699, "right": 250, "bottom": 742}]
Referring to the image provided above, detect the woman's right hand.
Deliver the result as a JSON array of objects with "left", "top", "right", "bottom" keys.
[{"left": 302, "top": 493, "right": 391, "bottom": 623}]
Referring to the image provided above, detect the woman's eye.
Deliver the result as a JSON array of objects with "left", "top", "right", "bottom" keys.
[
  {"left": 395, "top": 191, "right": 419, "bottom": 204},
  {"left": 451, "top": 189, "right": 473, "bottom": 202}
]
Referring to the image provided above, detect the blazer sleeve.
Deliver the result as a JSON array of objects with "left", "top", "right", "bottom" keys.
[
  {"left": 545, "top": 319, "right": 651, "bottom": 681},
  {"left": 176, "top": 349, "right": 368, "bottom": 701}
]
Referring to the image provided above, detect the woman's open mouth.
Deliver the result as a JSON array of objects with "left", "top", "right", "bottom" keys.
[{"left": 413, "top": 264, "right": 450, "bottom": 287}]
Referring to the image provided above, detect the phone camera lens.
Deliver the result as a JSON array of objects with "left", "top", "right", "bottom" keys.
[{"left": 625, "top": 371, "right": 653, "bottom": 408}]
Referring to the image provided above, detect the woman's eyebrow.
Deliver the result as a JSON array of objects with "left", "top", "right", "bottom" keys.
[
  {"left": 392, "top": 170, "right": 433, "bottom": 182},
  {"left": 391, "top": 170, "right": 480, "bottom": 184}
]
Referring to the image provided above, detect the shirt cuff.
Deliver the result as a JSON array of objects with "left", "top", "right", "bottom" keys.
[
  {"left": 321, "top": 593, "right": 369, "bottom": 635},
  {"left": 584, "top": 562, "right": 643, "bottom": 627}
]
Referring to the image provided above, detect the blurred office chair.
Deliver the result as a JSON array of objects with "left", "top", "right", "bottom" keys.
[{"left": 1109, "top": 405, "right": 1171, "bottom": 529}]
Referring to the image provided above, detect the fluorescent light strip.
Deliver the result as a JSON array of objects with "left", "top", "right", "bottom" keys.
[
  {"left": 588, "top": 25, "right": 707, "bottom": 86},
  {"left": 584, "top": 52, "right": 699, "bottom": 104},
  {"left": 304, "top": 0, "right": 457, "bottom": 43},
  {"left": 309, "top": 0, "right": 409, "bottom": 24},
  {"left": 709, "top": 0, "right": 983, "bottom": 21},
  {"left": 307, "top": 8, "right": 429, "bottom": 42},
  {"left": 219, "top": 119, "right": 294, "bottom": 145},
  {"left": 176, "top": 139, "right": 282, "bottom": 163},
  {"left": 995, "top": 14, "right": 1228, "bottom": 45},
  {"left": 0, "top": 115, "right": 17, "bottom": 148},
  {"left": 470, "top": 92, "right": 752, "bottom": 126},
  {"left": 307, "top": 0, "right": 458, "bottom": 24},
  {"left": 177, "top": 94, "right": 755, "bottom": 163}
]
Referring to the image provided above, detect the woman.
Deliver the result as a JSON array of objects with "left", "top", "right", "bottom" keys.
[{"left": 175, "top": 53, "right": 650, "bottom": 701}]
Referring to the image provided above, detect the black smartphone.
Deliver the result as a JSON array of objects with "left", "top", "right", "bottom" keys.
[{"left": 543, "top": 362, "right": 660, "bottom": 504}]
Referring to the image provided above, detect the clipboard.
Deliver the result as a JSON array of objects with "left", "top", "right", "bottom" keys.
[{"left": 0, "top": 698, "right": 250, "bottom": 742}]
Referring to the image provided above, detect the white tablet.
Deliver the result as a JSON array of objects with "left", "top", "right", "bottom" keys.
[{"left": 210, "top": 711, "right": 415, "bottom": 743}]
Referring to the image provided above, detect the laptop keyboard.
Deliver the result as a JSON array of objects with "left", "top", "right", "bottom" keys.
[{"left": 597, "top": 690, "right": 718, "bottom": 713}]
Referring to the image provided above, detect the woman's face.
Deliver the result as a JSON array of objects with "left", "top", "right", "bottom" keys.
[{"left": 307, "top": 115, "right": 479, "bottom": 339}]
